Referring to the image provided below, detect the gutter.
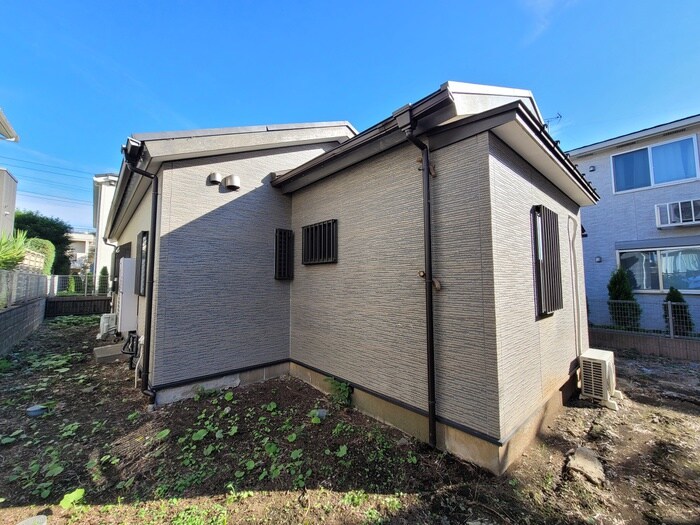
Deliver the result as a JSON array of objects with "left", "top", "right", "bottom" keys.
[
  {"left": 393, "top": 104, "right": 438, "bottom": 448},
  {"left": 121, "top": 139, "right": 158, "bottom": 403}
]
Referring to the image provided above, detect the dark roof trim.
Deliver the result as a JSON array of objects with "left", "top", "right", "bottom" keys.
[
  {"left": 271, "top": 85, "right": 455, "bottom": 192},
  {"left": 134, "top": 121, "right": 355, "bottom": 142},
  {"left": 568, "top": 113, "right": 700, "bottom": 156},
  {"left": 615, "top": 235, "right": 700, "bottom": 251}
]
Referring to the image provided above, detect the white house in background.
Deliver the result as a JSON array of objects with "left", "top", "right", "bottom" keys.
[
  {"left": 67, "top": 231, "right": 95, "bottom": 273},
  {"left": 93, "top": 174, "right": 118, "bottom": 286},
  {"left": 0, "top": 168, "right": 17, "bottom": 235},
  {"left": 569, "top": 113, "right": 700, "bottom": 330}
]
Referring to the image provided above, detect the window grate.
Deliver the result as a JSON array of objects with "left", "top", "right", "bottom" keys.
[
  {"left": 532, "top": 205, "right": 563, "bottom": 316},
  {"left": 274, "top": 229, "right": 294, "bottom": 280},
  {"left": 302, "top": 219, "right": 338, "bottom": 265}
]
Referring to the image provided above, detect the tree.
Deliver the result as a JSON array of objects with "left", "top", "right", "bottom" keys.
[
  {"left": 607, "top": 267, "right": 641, "bottom": 328},
  {"left": 14, "top": 210, "right": 72, "bottom": 274},
  {"left": 663, "top": 287, "right": 694, "bottom": 336}
]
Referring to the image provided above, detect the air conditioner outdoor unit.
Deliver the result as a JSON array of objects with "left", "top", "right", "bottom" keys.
[
  {"left": 97, "top": 313, "right": 117, "bottom": 340},
  {"left": 580, "top": 349, "right": 623, "bottom": 410}
]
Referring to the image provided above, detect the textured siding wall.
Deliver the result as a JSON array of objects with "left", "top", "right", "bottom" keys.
[
  {"left": 290, "top": 143, "right": 429, "bottom": 411},
  {"left": 488, "top": 134, "right": 587, "bottom": 439},
  {"left": 573, "top": 128, "right": 700, "bottom": 324},
  {"left": 115, "top": 190, "right": 153, "bottom": 347},
  {"left": 291, "top": 137, "right": 505, "bottom": 439},
  {"left": 153, "top": 144, "right": 333, "bottom": 387},
  {"left": 431, "top": 133, "right": 501, "bottom": 438}
]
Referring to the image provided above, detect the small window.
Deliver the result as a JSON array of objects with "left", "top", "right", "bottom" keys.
[
  {"left": 532, "top": 206, "right": 563, "bottom": 316},
  {"left": 135, "top": 231, "right": 148, "bottom": 296},
  {"left": 275, "top": 229, "right": 294, "bottom": 280},
  {"left": 302, "top": 219, "right": 337, "bottom": 265},
  {"left": 612, "top": 136, "right": 698, "bottom": 193}
]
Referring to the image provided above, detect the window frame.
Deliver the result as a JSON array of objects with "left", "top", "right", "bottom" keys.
[
  {"left": 135, "top": 231, "right": 148, "bottom": 296},
  {"left": 274, "top": 228, "right": 294, "bottom": 280},
  {"left": 531, "top": 205, "right": 563, "bottom": 317},
  {"left": 610, "top": 135, "right": 700, "bottom": 194},
  {"left": 616, "top": 245, "right": 700, "bottom": 294},
  {"left": 301, "top": 219, "right": 338, "bottom": 265}
]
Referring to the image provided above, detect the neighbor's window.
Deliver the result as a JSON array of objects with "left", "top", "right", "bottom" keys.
[
  {"left": 302, "top": 219, "right": 337, "bottom": 265},
  {"left": 619, "top": 246, "right": 700, "bottom": 292},
  {"left": 612, "top": 136, "right": 698, "bottom": 192},
  {"left": 135, "top": 231, "right": 148, "bottom": 296},
  {"left": 532, "top": 205, "right": 563, "bottom": 316},
  {"left": 274, "top": 229, "right": 294, "bottom": 280}
]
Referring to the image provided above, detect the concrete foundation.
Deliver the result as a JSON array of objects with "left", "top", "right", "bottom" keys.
[
  {"left": 155, "top": 362, "right": 290, "bottom": 405},
  {"left": 289, "top": 361, "right": 576, "bottom": 474},
  {"left": 94, "top": 343, "right": 130, "bottom": 364}
]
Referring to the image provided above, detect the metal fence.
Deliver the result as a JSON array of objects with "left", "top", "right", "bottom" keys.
[
  {"left": 49, "top": 274, "right": 111, "bottom": 297},
  {"left": 589, "top": 298, "right": 700, "bottom": 339},
  {"left": 0, "top": 269, "right": 49, "bottom": 309}
]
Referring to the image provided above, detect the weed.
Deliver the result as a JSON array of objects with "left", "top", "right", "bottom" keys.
[
  {"left": 59, "top": 423, "right": 80, "bottom": 438},
  {"left": 335, "top": 445, "right": 348, "bottom": 458},
  {"left": 406, "top": 452, "right": 417, "bottom": 464},
  {"left": 127, "top": 411, "right": 140, "bottom": 422},
  {"left": 383, "top": 495, "right": 402, "bottom": 512},
  {"left": 0, "top": 357, "right": 13, "bottom": 373},
  {"left": 59, "top": 488, "right": 85, "bottom": 510},
  {"left": 342, "top": 490, "right": 368, "bottom": 507},
  {"left": 226, "top": 483, "right": 254, "bottom": 503},
  {"left": 364, "top": 508, "right": 383, "bottom": 524},
  {"left": 332, "top": 422, "right": 354, "bottom": 437},
  {"left": 325, "top": 377, "right": 352, "bottom": 407},
  {"left": 171, "top": 504, "right": 227, "bottom": 525}
]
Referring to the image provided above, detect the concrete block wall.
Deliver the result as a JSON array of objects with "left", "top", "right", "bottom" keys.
[{"left": 0, "top": 299, "right": 46, "bottom": 355}]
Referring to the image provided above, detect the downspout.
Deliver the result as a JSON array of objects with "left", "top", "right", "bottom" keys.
[
  {"left": 567, "top": 215, "right": 582, "bottom": 357},
  {"left": 393, "top": 105, "right": 437, "bottom": 448},
  {"left": 122, "top": 142, "right": 158, "bottom": 403}
]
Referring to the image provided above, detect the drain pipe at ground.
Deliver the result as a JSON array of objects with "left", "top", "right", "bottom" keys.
[{"left": 393, "top": 106, "right": 437, "bottom": 448}]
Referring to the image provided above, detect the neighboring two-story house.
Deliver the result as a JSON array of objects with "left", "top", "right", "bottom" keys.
[{"left": 569, "top": 114, "right": 700, "bottom": 330}]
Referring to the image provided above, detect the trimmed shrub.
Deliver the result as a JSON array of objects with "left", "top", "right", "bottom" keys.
[
  {"left": 98, "top": 266, "right": 109, "bottom": 294},
  {"left": 25, "top": 238, "right": 55, "bottom": 275},
  {"left": 663, "top": 287, "right": 694, "bottom": 336},
  {"left": 67, "top": 275, "right": 76, "bottom": 293},
  {"left": 0, "top": 230, "right": 27, "bottom": 270},
  {"left": 607, "top": 267, "right": 641, "bottom": 328}
]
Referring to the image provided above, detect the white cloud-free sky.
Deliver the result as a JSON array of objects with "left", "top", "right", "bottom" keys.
[{"left": 2, "top": 0, "right": 699, "bottom": 229}]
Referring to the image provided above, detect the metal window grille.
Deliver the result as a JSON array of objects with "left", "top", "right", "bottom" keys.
[
  {"left": 275, "top": 229, "right": 294, "bottom": 280},
  {"left": 135, "top": 232, "right": 148, "bottom": 296},
  {"left": 532, "top": 205, "right": 563, "bottom": 316},
  {"left": 302, "top": 219, "right": 337, "bottom": 265}
]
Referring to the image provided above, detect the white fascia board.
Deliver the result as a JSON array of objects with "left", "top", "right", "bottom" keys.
[
  {"left": 445, "top": 81, "right": 544, "bottom": 124},
  {"left": 492, "top": 116, "right": 597, "bottom": 207}
]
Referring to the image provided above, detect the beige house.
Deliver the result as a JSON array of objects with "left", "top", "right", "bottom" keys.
[
  {"left": 105, "top": 82, "right": 598, "bottom": 474},
  {"left": 0, "top": 168, "right": 17, "bottom": 236},
  {"left": 92, "top": 174, "right": 118, "bottom": 287}
]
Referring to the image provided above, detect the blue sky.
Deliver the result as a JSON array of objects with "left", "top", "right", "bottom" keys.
[{"left": 2, "top": 0, "right": 699, "bottom": 230}]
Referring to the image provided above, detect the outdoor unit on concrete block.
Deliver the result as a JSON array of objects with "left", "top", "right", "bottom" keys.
[
  {"left": 116, "top": 258, "right": 138, "bottom": 334},
  {"left": 580, "top": 349, "right": 623, "bottom": 410}
]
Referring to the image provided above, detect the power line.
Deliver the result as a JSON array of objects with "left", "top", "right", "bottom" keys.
[
  {"left": 0, "top": 154, "right": 95, "bottom": 174},
  {"left": 0, "top": 162, "right": 94, "bottom": 181},
  {"left": 17, "top": 191, "right": 92, "bottom": 205},
  {"left": 17, "top": 173, "right": 93, "bottom": 193}
]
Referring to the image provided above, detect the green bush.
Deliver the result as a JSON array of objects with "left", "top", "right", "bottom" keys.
[
  {"left": 98, "top": 266, "right": 109, "bottom": 294},
  {"left": 25, "top": 238, "right": 55, "bottom": 275},
  {"left": 663, "top": 287, "right": 694, "bottom": 336},
  {"left": 67, "top": 275, "right": 76, "bottom": 293},
  {"left": 325, "top": 377, "right": 352, "bottom": 407},
  {"left": 0, "top": 230, "right": 27, "bottom": 270},
  {"left": 607, "top": 267, "right": 641, "bottom": 328}
]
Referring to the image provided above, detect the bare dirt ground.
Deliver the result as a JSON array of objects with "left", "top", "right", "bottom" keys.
[{"left": 0, "top": 318, "right": 698, "bottom": 524}]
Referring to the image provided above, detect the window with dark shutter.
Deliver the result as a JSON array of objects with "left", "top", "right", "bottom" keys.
[
  {"left": 275, "top": 229, "right": 294, "bottom": 280},
  {"left": 532, "top": 205, "right": 563, "bottom": 316},
  {"left": 302, "top": 219, "right": 337, "bottom": 265},
  {"left": 135, "top": 231, "right": 148, "bottom": 296}
]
